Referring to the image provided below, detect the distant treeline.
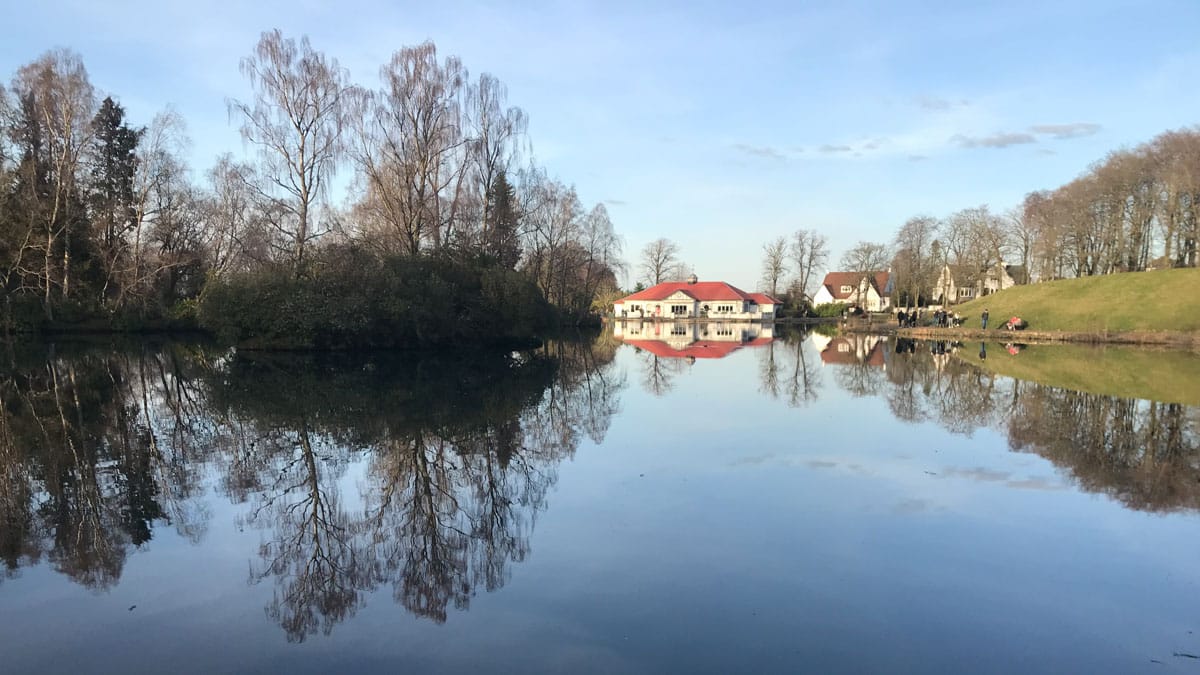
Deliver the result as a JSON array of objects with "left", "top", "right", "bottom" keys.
[
  {"left": 0, "top": 31, "right": 624, "bottom": 345},
  {"left": 760, "top": 128, "right": 1200, "bottom": 308}
]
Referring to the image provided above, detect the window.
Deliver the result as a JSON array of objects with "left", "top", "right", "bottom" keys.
[
  {"left": 840, "top": 285, "right": 853, "bottom": 294},
  {"left": 670, "top": 325, "right": 687, "bottom": 335},
  {"left": 716, "top": 327, "right": 733, "bottom": 336},
  {"left": 671, "top": 304, "right": 688, "bottom": 315},
  {"left": 958, "top": 288, "right": 973, "bottom": 298},
  {"left": 715, "top": 304, "right": 735, "bottom": 313}
]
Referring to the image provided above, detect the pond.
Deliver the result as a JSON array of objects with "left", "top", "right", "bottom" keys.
[{"left": 1, "top": 326, "right": 1199, "bottom": 673}]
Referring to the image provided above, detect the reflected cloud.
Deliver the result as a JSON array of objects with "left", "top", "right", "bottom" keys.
[
  {"left": 940, "top": 467, "right": 1012, "bottom": 482},
  {"left": 892, "top": 498, "right": 936, "bottom": 515}
]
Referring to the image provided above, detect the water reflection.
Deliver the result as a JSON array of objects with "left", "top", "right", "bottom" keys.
[
  {"left": 0, "top": 336, "right": 624, "bottom": 641},
  {"left": 778, "top": 330, "right": 1200, "bottom": 512},
  {"left": 616, "top": 321, "right": 774, "bottom": 397},
  {"left": 614, "top": 320, "right": 774, "bottom": 360},
  {"left": 2, "top": 329, "right": 1198, "bottom": 651},
  {"left": 0, "top": 345, "right": 209, "bottom": 590}
]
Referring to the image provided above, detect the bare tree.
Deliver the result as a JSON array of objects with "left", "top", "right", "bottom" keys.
[
  {"left": 788, "top": 228, "right": 829, "bottom": 307},
  {"left": 519, "top": 171, "right": 581, "bottom": 306},
  {"left": 201, "top": 154, "right": 262, "bottom": 279},
  {"left": 12, "top": 49, "right": 96, "bottom": 314},
  {"left": 892, "top": 215, "right": 938, "bottom": 306},
  {"left": 229, "top": 30, "right": 350, "bottom": 272},
  {"left": 466, "top": 73, "right": 527, "bottom": 239},
  {"left": 760, "top": 236, "right": 787, "bottom": 296},
  {"left": 840, "top": 241, "right": 889, "bottom": 275},
  {"left": 1005, "top": 205, "right": 1036, "bottom": 284},
  {"left": 1152, "top": 129, "right": 1200, "bottom": 268},
  {"left": 348, "top": 42, "right": 468, "bottom": 256},
  {"left": 578, "top": 203, "right": 624, "bottom": 314},
  {"left": 639, "top": 237, "right": 681, "bottom": 285},
  {"left": 123, "top": 108, "right": 190, "bottom": 303},
  {"left": 840, "top": 241, "right": 890, "bottom": 308}
]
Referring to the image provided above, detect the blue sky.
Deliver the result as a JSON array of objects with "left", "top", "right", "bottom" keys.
[{"left": 4, "top": 0, "right": 1199, "bottom": 289}]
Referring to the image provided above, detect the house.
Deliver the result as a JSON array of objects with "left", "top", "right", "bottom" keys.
[
  {"left": 614, "top": 321, "right": 774, "bottom": 360},
  {"left": 812, "top": 271, "right": 893, "bottom": 312},
  {"left": 818, "top": 335, "right": 888, "bottom": 367},
  {"left": 932, "top": 262, "right": 1025, "bottom": 305},
  {"left": 612, "top": 275, "right": 781, "bottom": 321}
]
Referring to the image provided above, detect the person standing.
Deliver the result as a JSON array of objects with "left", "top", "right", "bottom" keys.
[{"left": 981, "top": 308, "right": 989, "bottom": 330}]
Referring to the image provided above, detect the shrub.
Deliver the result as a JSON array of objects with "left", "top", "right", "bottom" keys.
[
  {"left": 198, "top": 248, "right": 553, "bottom": 350},
  {"left": 809, "top": 302, "right": 850, "bottom": 318}
]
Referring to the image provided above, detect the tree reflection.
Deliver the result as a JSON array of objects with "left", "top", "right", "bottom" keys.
[
  {"left": 0, "top": 334, "right": 624, "bottom": 640},
  {"left": 0, "top": 342, "right": 211, "bottom": 589},
  {"left": 636, "top": 351, "right": 685, "bottom": 396},
  {"left": 202, "top": 336, "right": 623, "bottom": 639},
  {"left": 861, "top": 339, "right": 1200, "bottom": 511},
  {"left": 757, "top": 328, "right": 821, "bottom": 407}
]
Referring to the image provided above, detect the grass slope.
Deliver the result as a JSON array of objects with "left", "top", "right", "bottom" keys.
[
  {"left": 951, "top": 268, "right": 1200, "bottom": 333},
  {"left": 956, "top": 342, "right": 1200, "bottom": 405}
]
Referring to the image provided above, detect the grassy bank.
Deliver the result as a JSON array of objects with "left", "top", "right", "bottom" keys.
[
  {"left": 949, "top": 268, "right": 1200, "bottom": 333},
  {"left": 954, "top": 342, "right": 1200, "bottom": 405}
]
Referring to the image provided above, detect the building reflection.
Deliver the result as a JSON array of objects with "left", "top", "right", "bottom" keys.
[
  {"left": 2, "top": 330, "right": 1198, "bottom": 643},
  {"left": 812, "top": 333, "right": 888, "bottom": 367},
  {"left": 614, "top": 320, "right": 774, "bottom": 360}
]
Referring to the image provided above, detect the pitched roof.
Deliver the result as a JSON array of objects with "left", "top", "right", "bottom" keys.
[
  {"left": 747, "top": 292, "right": 782, "bottom": 305},
  {"left": 941, "top": 262, "right": 1023, "bottom": 282},
  {"left": 819, "top": 271, "right": 891, "bottom": 300},
  {"left": 615, "top": 280, "right": 761, "bottom": 305}
]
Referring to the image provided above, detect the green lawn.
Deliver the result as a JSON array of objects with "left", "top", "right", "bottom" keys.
[
  {"left": 950, "top": 268, "right": 1200, "bottom": 333},
  {"left": 956, "top": 342, "right": 1200, "bottom": 405}
]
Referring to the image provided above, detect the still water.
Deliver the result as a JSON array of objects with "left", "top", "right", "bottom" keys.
[{"left": 2, "top": 326, "right": 1199, "bottom": 674}]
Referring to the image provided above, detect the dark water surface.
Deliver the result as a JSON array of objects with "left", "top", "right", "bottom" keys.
[{"left": 2, "top": 328, "right": 1200, "bottom": 674}]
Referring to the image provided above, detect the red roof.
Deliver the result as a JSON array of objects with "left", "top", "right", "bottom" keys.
[
  {"left": 615, "top": 280, "right": 760, "bottom": 305},
  {"left": 624, "top": 339, "right": 745, "bottom": 359},
  {"left": 747, "top": 292, "right": 781, "bottom": 305},
  {"left": 819, "top": 271, "right": 890, "bottom": 300}
]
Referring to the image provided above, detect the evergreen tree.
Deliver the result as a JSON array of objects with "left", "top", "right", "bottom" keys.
[
  {"left": 484, "top": 169, "right": 520, "bottom": 268},
  {"left": 88, "top": 96, "right": 142, "bottom": 303}
]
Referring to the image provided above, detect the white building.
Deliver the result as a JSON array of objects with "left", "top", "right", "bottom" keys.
[
  {"left": 812, "top": 271, "right": 893, "bottom": 312},
  {"left": 613, "top": 275, "right": 780, "bottom": 321},
  {"left": 932, "top": 262, "right": 1025, "bottom": 305}
]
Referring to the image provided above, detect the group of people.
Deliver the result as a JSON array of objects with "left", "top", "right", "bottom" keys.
[
  {"left": 895, "top": 308, "right": 962, "bottom": 328},
  {"left": 895, "top": 307, "right": 1025, "bottom": 332}
]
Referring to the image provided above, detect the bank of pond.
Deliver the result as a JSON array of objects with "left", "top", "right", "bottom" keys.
[{"left": 4, "top": 251, "right": 605, "bottom": 351}]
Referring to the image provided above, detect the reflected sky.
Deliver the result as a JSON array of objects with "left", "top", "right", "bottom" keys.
[{"left": 2, "top": 332, "right": 1199, "bottom": 673}]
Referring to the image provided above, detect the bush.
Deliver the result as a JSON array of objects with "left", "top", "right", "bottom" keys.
[
  {"left": 198, "top": 248, "right": 554, "bottom": 350},
  {"left": 809, "top": 302, "right": 850, "bottom": 318}
]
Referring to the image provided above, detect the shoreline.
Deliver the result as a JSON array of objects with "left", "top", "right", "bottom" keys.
[{"left": 843, "top": 322, "right": 1200, "bottom": 350}]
